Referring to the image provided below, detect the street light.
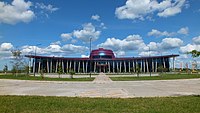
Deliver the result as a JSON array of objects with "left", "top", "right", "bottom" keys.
[
  {"left": 89, "top": 38, "right": 92, "bottom": 78},
  {"left": 33, "top": 44, "right": 41, "bottom": 77}
]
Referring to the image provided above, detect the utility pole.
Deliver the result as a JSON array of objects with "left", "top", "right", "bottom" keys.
[{"left": 89, "top": 38, "right": 92, "bottom": 78}]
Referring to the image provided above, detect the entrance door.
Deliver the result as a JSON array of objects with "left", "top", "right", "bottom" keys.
[{"left": 101, "top": 66, "right": 104, "bottom": 72}]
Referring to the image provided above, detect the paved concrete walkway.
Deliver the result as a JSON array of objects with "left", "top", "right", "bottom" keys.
[
  {"left": 0, "top": 74, "right": 200, "bottom": 98},
  {"left": 92, "top": 73, "right": 112, "bottom": 84}
]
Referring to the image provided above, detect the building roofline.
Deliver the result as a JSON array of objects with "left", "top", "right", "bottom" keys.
[{"left": 25, "top": 54, "right": 179, "bottom": 60}]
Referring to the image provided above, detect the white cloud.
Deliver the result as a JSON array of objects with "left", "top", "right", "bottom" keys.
[
  {"left": 98, "top": 35, "right": 183, "bottom": 56},
  {"left": 139, "top": 51, "right": 159, "bottom": 56},
  {"left": 148, "top": 29, "right": 174, "bottom": 37},
  {"left": 0, "top": 43, "right": 13, "bottom": 51},
  {"left": 0, "top": 0, "right": 35, "bottom": 25},
  {"left": 115, "top": 0, "right": 187, "bottom": 20},
  {"left": 100, "top": 22, "right": 107, "bottom": 29},
  {"left": 91, "top": 14, "right": 100, "bottom": 21},
  {"left": 180, "top": 35, "right": 200, "bottom": 53},
  {"left": 21, "top": 45, "right": 35, "bottom": 54},
  {"left": 179, "top": 36, "right": 200, "bottom": 53},
  {"left": 148, "top": 27, "right": 189, "bottom": 37},
  {"left": 61, "top": 44, "right": 88, "bottom": 54},
  {"left": 179, "top": 44, "right": 200, "bottom": 53},
  {"left": 192, "top": 36, "right": 200, "bottom": 45},
  {"left": 0, "top": 43, "right": 13, "bottom": 61},
  {"left": 35, "top": 3, "right": 58, "bottom": 13},
  {"left": 73, "top": 23, "right": 101, "bottom": 42},
  {"left": 21, "top": 43, "right": 88, "bottom": 56},
  {"left": 159, "top": 38, "right": 183, "bottom": 50},
  {"left": 71, "top": 39, "right": 77, "bottom": 43},
  {"left": 178, "top": 27, "right": 189, "bottom": 35},
  {"left": 157, "top": 0, "right": 185, "bottom": 17},
  {"left": 61, "top": 23, "right": 104, "bottom": 43},
  {"left": 146, "top": 42, "right": 158, "bottom": 51},
  {"left": 44, "top": 44, "right": 63, "bottom": 53},
  {"left": 50, "top": 41, "right": 61, "bottom": 45},
  {"left": 139, "top": 38, "right": 183, "bottom": 56},
  {"left": 98, "top": 35, "right": 146, "bottom": 56},
  {"left": 60, "top": 33, "right": 72, "bottom": 41}
]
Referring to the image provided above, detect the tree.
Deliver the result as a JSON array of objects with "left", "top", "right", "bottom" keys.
[
  {"left": 157, "top": 65, "right": 164, "bottom": 73},
  {"left": 136, "top": 65, "right": 140, "bottom": 77},
  {"left": 3, "top": 65, "right": 8, "bottom": 74},
  {"left": 24, "top": 65, "right": 30, "bottom": 75},
  {"left": 188, "top": 50, "right": 200, "bottom": 58},
  {"left": 40, "top": 69, "right": 44, "bottom": 79},
  {"left": 10, "top": 50, "right": 25, "bottom": 76},
  {"left": 69, "top": 69, "right": 75, "bottom": 79},
  {"left": 57, "top": 64, "right": 63, "bottom": 78},
  {"left": 188, "top": 50, "right": 200, "bottom": 73}
]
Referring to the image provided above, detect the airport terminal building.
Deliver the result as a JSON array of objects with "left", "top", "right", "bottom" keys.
[{"left": 25, "top": 48, "right": 178, "bottom": 73}]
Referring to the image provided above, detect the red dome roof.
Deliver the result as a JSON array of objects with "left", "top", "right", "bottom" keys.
[{"left": 90, "top": 48, "right": 115, "bottom": 59}]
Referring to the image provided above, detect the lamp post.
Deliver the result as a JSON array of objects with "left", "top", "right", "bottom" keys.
[
  {"left": 148, "top": 46, "right": 151, "bottom": 77},
  {"left": 89, "top": 38, "right": 92, "bottom": 78},
  {"left": 33, "top": 44, "right": 41, "bottom": 77}
]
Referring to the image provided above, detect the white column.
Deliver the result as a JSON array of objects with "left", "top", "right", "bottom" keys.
[
  {"left": 62, "top": 60, "right": 64, "bottom": 73},
  {"left": 55, "top": 60, "right": 58, "bottom": 73},
  {"left": 124, "top": 61, "right": 126, "bottom": 73},
  {"left": 143, "top": 60, "right": 146, "bottom": 73},
  {"left": 86, "top": 61, "right": 88, "bottom": 73},
  {"left": 155, "top": 59, "right": 158, "bottom": 72},
  {"left": 47, "top": 60, "right": 49, "bottom": 73},
  {"left": 38, "top": 60, "right": 41, "bottom": 73},
  {"left": 152, "top": 59, "right": 154, "bottom": 72},
  {"left": 83, "top": 61, "right": 85, "bottom": 73},
  {"left": 117, "top": 62, "right": 119, "bottom": 73},
  {"left": 66, "top": 61, "right": 68, "bottom": 73},
  {"left": 163, "top": 58, "right": 166, "bottom": 68},
  {"left": 29, "top": 58, "right": 31, "bottom": 73},
  {"left": 33, "top": 59, "right": 35, "bottom": 74},
  {"left": 146, "top": 59, "right": 149, "bottom": 72},
  {"left": 78, "top": 61, "right": 80, "bottom": 73},
  {"left": 50, "top": 60, "right": 52, "bottom": 73},
  {"left": 173, "top": 57, "right": 175, "bottom": 71},
  {"left": 120, "top": 62, "right": 122, "bottom": 73},
  {"left": 108, "top": 61, "right": 111, "bottom": 73},
  {"left": 69, "top": 61, "right": 72, "bottom": 71}
]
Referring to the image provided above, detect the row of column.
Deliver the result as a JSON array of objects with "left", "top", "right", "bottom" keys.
[{"left": 32, "top": 58, "right": 168, "bottom": 73}]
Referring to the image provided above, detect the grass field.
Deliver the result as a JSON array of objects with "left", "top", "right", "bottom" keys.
[
  {"left": 0, "top": 73, "right": 200, "bottom": 81},
  {"left": 111, "top": 74, "right": 200, "bottom": 81},
  {"left": 0, "top": 74, "right": 94, "bottom": 81},
  {"left": 0, "top": 95, "right": 199, "bottom": 113}
]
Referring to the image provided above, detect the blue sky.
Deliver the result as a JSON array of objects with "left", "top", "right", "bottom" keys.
[{"left": 0, "top": 0, "right": 200, "bottom": 70}]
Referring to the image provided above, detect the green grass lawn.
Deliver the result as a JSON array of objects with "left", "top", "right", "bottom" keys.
[
  {"left": 1, "top": 73, "right": 200, "bottom": 81},
  {"left": 0, "top": 74, "right": 94, "bottom": 81},
  {"left": 111, "top": 74, "right": 200, "bottom": 81},
  {"left": 0, "top": 95, "right": 199, "bottom": 113}
]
